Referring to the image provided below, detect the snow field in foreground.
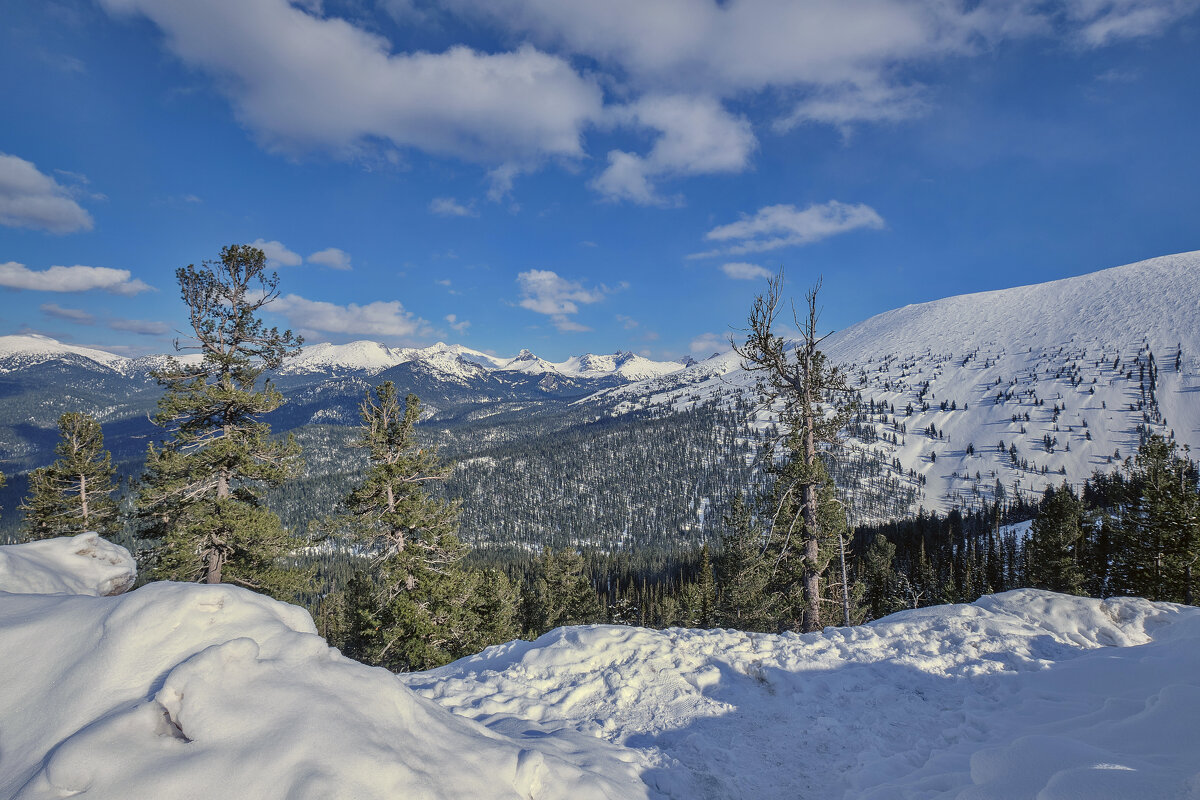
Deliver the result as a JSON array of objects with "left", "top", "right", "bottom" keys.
[
  {"left": 408, "top": 592, "right": 1200, "bottom": 799},
  {"left": 3, "top": 535, "right": 1200, "bottom": 799},
  {"left": 0, "top": 537, "right": 642, "bottom": 800}
]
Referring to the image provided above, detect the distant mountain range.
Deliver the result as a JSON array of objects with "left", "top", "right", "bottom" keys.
[
  {"left": 1, "top": 250, "right": 1197, "bottom": 531},
  {"left": 0, "top": 335, "right": 686, "bottom": 384}
]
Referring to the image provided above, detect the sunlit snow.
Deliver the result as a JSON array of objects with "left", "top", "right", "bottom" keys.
[{"left": 3, "top": 536, "right": 1199, "bottom": 798}]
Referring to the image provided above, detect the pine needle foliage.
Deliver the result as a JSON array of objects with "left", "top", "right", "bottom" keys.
[
  {"left": 340, "top": 383, "right": 515, "bottom": 671},
  {"left": 20, "top": 412, "right": 119, "bottom": 541},
  {"left": 136, "top": 245, "right": 306, "bottom": 597}
]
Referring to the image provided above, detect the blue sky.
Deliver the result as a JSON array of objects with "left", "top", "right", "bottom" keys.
[{"left": 1, "top": 0, "right": 1198, "bottom": 361}]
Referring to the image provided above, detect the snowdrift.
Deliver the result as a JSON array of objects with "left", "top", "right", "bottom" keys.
[
  {"left": 4, "top": 535, "right": 1200, "bottom": 799},
  {"left": 409, "top": 592, "right": 1200, "bottom": 799},
  {"left": 0, "top": 536, "right": 642, "bottom": 800}
]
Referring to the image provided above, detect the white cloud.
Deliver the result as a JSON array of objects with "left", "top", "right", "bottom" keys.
[
  {"left": 774, "top": 81, "right": 928, "bottom": 132},
  {"left": 689, "top": 332, "right": 731, "bottom": 356},
  {"left": 444, "top": 314, "right": 470, "bottom": 333},
  {"left": 0, "top": 153, "right": 94, "bottom": 233},
  {"left": 250, "top": 238, "right": 302, "bottom": 267},
  {"left": 0, "top": 262, "right": 154, "bottom": 295},
  {"left": 698, "top": 201, "right": 885, "bottom": 256},
  {"left": 98, "top": 0, "right": 604, "bottom": 166},
  {"left": 517, "top": 269, "right": 609, "bottom": 332},
  {"left": 1065, "top": 0, "right": 1197, "bottom": 46},
  {"left": 440, "top": 0, "right": 1197, "bottom": 129},
  {"left": 721, "top": 262, "right": 773, "bottom": 280},
  {"left": 429, "top": 197, "right": 476, "bottom": 217},
  {"left": 40, "top": 303, "right": 96, "bottom": 324},
  {"left": 592, "top": 95, "right": 756, "bottom": 205},
  {"left": 272, "top": 293, "right": 427, "bottom": 338},
  {"left": 308, "top": 247, "right": 352, "bottom": 271},
  {"left": 616, "top": 314, "right": 639, "bottom": 330},
  {"left": 108, "top": 317, "right": 170, "bottom": 336}
]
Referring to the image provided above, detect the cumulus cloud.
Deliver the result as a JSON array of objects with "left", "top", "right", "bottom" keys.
[
  {"left": 444, "top": 314, "right": 470, "bottom": 333},
  {"left": 40, "top": 303, "right": 96, "bottom": 324},
  {"left": 695, "top": 201, "right": 885, "bottom": 257},
  {"left": 441, "top": 0, "right": 1197, "bottom": 129},
  {"left": 721, "top": 262, "right": 773, "bottom": 280},
  {"left": 0, "top": 153, "right": 94, "bottom": 233},
  {"left": 97, "top": 0, "right": 604, "bottom": 166},
  {"left": 517, "top": 269, "right": 612, "bottom": 332},
  {"left": 592, "top": 95, "right": 756, "bottom": 205},
  {"left": 272, "top": 293, "right": 427, "bottom": 338},
  {"left": 0, "top": 262, "right": 154, "bottom": 295},
  {"left": 430, "top": 197, "right": 477, "bottom": 217},
  {"left": 250, "top": 238, "right": 302, "bottom": 267},
  {"left": 307, "top": 247, "right": 352, "bottom": 271}
]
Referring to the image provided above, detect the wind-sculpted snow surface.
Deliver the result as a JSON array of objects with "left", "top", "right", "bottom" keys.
[
  {"left": 0, "top": 538, "right": 644, "bottom": 800},
  {"left": 0, "top": 532, "right": 135, "bottom": 596},
  {"left": 407, "top": 591, "right": 1200, "bottom": 799},
  {"left": 4, "top": 537, "right": 1199, "bottom": 798}
]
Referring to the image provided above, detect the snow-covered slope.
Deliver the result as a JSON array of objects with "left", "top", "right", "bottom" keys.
[
  {"left": 4, "top": 536, "right": 1200, "bottom": 799},
  {"left": 0, "top": 334, "right": 128, "bottom": 374},
  {"left": 0, "top": 537, "right": 641, "bottom": 800},
  {"left": 594, "top": 251, "right": 1200, "bottom": 517},
  {"left": 409, "top": 591, "right": 1200, "bottom": 799}
]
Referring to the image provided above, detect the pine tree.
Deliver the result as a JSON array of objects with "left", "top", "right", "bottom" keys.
[
  {"left": 735, "top": 274, "right": 852, "bottom": 632},
  {"left": 714, "top": 496, "right": 774, "bottom": 630},
  {"left": 19, "top": 412, "right": 119, "bottom": 541},
  {"left": 521, "top": 547, "right": 603, "bottom": 635},
  {"left": 136, "top": 244, "right": 306, "bottom": 598},
  {"left": 1026, "top": 482, "right": 1087, "bottom": 595},
  {"left": 861, "top": 534, "right": 905, "bottom": 619},
  {"left": 341, "top": 382, "right": 501, "bottom": 671},
  {"left": 1111, "top": 436, "right": 1199, "bottom": 603}
]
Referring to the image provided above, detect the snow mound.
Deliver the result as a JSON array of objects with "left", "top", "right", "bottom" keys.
[
  {"left": 0, "top": 543, "right": 643, "bottom": 800},
  {"left": 408, "top": 590, "right": 1200, "bottom": 799},
  {"left": 0, "top": 532, "right": 136, "bottom": 596}
]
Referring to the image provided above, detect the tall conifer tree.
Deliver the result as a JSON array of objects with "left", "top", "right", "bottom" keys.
[
  {"left": 735, "top": 273, "right": 852, "bottom": 632},
  {"left": 136, "top": 244, "right": 305, "bottom": 598},
  {"left": 342, "top": 382, "right": 504, "bottom": 670},
  {"left": 20, "top": 412, "right": 119, "bottom": 540}
]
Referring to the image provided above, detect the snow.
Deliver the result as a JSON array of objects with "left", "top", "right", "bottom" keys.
[
  {"left": 592, "top": 250, "right": 1200, "bottom": 518},
  {"left": 0, "top": 334, "right": 129, "bottom": 373},
  {"left": 0, "top": 532, "right": 135, "bottom": 596},
  {"left": 5, "top": 537, "right": 1200, "bottom": 799},
  {"left": 0, "top": 537, "right": 642, "bottom": 800},
  {"left": 7, "top": 328, "right": 685, "bottom": 385},
  {"left": 413, "top": 592, "right": 1200, "bottom": 799}
]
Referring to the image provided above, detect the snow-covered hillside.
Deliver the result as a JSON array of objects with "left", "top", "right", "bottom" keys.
[
  {"left": 594, "top": 250, "right": 1200, "bottom": 518},
  {"left": 0, "top": 334, "right": 128, "bottom": 374},
  {"left": 4, "top": 536, "right": 1199, "bottom": 799}
]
